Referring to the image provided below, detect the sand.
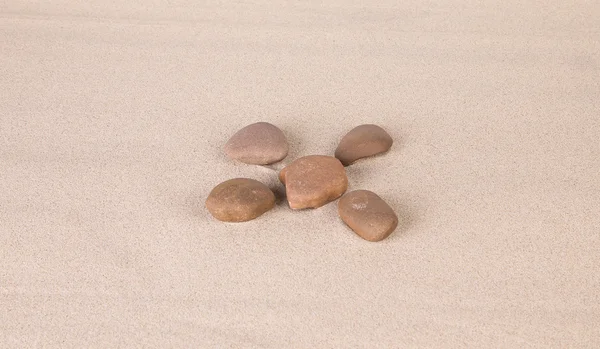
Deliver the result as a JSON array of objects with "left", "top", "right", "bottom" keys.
[{"left": 1, "top": 1, "right": 599, "bottom": 347}]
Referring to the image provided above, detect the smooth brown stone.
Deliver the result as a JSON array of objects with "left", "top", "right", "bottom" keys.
[
  {"left": 338, "top": 190, "right": 398, "bottom": 242},
  {"left": 224, "top": 122, "right": 289, "bottom": 165},
  {"left": 279, "top": 155, "right": 348, "bottom": 209},
  {"left": 335, "top": 124, "right": 393, "bottom": 166},
  {"left": 206, "top": 178, "right": 275, "bottom": 222}
]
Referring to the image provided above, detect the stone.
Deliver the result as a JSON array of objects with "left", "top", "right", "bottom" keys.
[
  {"left": 334, "top": 124, "right": 393, "bottom": 166},
  {"left": 279, "top": 155, "right": 348, "bottom": 209},
  {"left": 205, "top": 178, "right": 275, "bottom": 222},
  {"left": 338, "top": 190, "right": 398, "bottom": 242},
  {"left": 224, "top": 122, "right": 289, "bottom": 165}
]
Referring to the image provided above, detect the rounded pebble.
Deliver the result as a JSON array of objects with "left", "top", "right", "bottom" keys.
[
  {"left": 338, "top": 190, "right": 398, "bottom": 241},
  {"left": 335, "top": 124, "right": 393, "bottom": 166},
  {"left": 206, "top": 178, "right": 275, "bottom": 222},
  {"left": 279, "top": 155, "right": 348, "bottom": 209},
  {"left": 224, "top": 122, "right": 289, "bottom": 165}
]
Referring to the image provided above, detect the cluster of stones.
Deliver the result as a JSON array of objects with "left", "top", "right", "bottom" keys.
[{"left": 206, "top": 122, "right": 397, "bottom": 242}]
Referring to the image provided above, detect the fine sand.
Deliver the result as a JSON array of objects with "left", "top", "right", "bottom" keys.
[{"left": 1, "top": 1, "right": 599, "bottom": 347}]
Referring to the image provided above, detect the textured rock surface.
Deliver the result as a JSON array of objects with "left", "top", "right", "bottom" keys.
[
  {"left": 338, "top": 190, "right": 398, "bottom": 241},
  {"left": 335, "top": 124, "right": 393, "bottom": 166},
  {"left": 224, "top": 122, "right": 289, "bottom": 165},
  {"left": 279, "top": 155, "right": 348, "bottom": 209},
  {"left": 206, "top": 178, "right": 275, "bottom": 222}
]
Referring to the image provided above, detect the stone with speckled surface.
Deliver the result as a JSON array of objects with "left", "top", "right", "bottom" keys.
[{"left": 338, "top": 190, "right": 398, "bottom": 241}]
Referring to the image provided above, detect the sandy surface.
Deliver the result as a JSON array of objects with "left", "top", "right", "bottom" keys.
[{"left": 1, "top": 1, "right": 599, "bottom": 347}]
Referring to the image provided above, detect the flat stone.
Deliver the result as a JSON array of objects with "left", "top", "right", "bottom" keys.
[
  {"left": 335, "top": 124, "right": 393, "bottom": 166},
  {"left": 338, "top": 190, "right": 398, "bottom": 241},
  {"left": 206, "top": 178, "right": 275, "bottom": 222},
  {"left": 224, "top": 122, "right": 289, "bottom": 165},
  {"left": 279, "top": 155, "right": 348, "bottom": 209}
]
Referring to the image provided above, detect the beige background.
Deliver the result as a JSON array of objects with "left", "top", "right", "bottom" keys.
[{"left": 1, "top": 1, "right": 599, "bottom": 347}]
